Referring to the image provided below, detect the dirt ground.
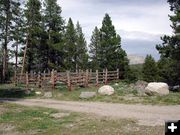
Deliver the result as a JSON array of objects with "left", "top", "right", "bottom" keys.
[{"left": 1, "top": 98, "right": 180, "bottom": 126}]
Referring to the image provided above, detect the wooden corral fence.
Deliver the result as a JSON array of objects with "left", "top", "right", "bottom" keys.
[{"left": 14, "top": 69, "right": 120, "bottom": 91}]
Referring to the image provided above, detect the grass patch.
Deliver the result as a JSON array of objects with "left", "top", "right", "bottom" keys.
[
  {"left": 0, "top": 103, "right": 78, "bottom": 135},
  {"left": 0, "top": 103, "right": 164, "bottom": 135},
  {"left": 54, "top": 82, "right": 180, "bottom": 105},
  {"left": 1, "top": 82, "right": 180, "bottom": 105}
]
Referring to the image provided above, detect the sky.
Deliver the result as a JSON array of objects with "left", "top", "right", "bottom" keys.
[{"left": 57, "top": 0, "right": 173, "bottom": 60}]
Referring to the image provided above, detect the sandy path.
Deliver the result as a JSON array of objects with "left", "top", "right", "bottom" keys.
[{"left": 1, "top": 98, "right": 180, "bottom": 126}]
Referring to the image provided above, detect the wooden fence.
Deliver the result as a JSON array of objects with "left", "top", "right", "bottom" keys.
[{"left": 14, "top": 69, "right": 120, "bottom": 91}]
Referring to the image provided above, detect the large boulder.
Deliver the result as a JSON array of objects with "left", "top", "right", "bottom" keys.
[
  {"left": 145, "top": 82, "right": 169, "bottom": 96},
  {"left": 134, "top": 80, "right": 148, "bottom": 95},
  {"left": 98, "top": 85, "right": 115, "bottom": 95},
  {"left": 79, "top": 92, "right": 96, "bottom": 99}
]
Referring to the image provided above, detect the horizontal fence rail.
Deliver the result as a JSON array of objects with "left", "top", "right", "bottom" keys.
[{"left": 14, "top": 69, "right": 120, "bottom": 91}]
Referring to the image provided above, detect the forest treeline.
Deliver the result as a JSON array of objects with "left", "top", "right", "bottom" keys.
[
  {"left": 0, "top": 0, "right": 179, "bottom": 86},
  {"left": 0, "top": 0, "right": 129, "bottom": 82}
]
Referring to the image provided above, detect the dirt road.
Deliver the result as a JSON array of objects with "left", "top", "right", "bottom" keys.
[{"left": 1, "top": 98, "right": 180, "bottom": 126}]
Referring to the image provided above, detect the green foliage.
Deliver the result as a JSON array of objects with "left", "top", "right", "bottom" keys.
[
  {"left": 130, "top": 64, "right": 143, "bottom": 80},
  {"left": 75, "top": 22, "right": 88, "bottom": 70},
  {"left": 0, "top": 0, "right": 21, "bottom": 81},
  {"left": 89, "top": 13, "right": 129, "bottom": 78},
  {"left": 64, "top": 18, "right": 77, "bottom": 70},
  {"left": 142, "top": 55, "right": 158, "bottom": 82},
  {"left": 23, "top": 0, "right": 43, "bottom": 72},
  {"left": 89, "top": 27, "right": 101, "bottom": 70},
  {"left": 124, "top": 68, "right": 138, "bottom": 83},
  {"left": 156, "top": 0, "right": 180, "bottom": 85},
  {"left": 157, "top": 58, "right": 178, "bottom": 85},
  {"left": 43, "top": 0, "right": 65, "bottom": 71}
]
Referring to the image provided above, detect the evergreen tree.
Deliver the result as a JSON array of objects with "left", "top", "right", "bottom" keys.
[
  {"left": 64, "top": 18, "right": 77, "bottom": 70},
  {"left": 75, "top": 22, "right": 88, "bottom": 70},
  {"left": 89, "top": 26, "right": 101, "bottom": 70},
  {"left": 11, "top": 3, "right": 24, "bottom": 73},
  {"left": 142, "top": 55, "right": 158, "bottom": 82},
  {"left": 0, "top": 0, "right": 21, "bottom": 81},
  {"left": 23, "top": 0, "right": 42, "bottom": 72},
  {"left": 43, "top": 0, "right": 65, "bottom": 70},
  {"left": 156, "top": 0, "right": 180, "bottom": 85},
  {"left": 99, "top": 13, "right": 129, "bottom": 77},
  {"left": 157, "top": 57, "right": 177, "bottom": 84}
]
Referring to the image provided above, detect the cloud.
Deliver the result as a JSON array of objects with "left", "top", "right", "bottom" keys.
[{"left": 57, "top": 0, "right": 172, "bottom": 59}]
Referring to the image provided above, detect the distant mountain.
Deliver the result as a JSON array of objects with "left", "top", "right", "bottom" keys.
[{"left": 127, "top": 54, "right": 145, "bottom": 65}]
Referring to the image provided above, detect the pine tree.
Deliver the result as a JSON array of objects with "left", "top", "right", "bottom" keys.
[
  {"left": 142, "top": 55, "right": 158, "bottom": 82},
  {"left": 75, "top": 22, "right": 88, "bottom": 70},
  {"left": 89, "top": 26, "right": 101, "bottom": 70},
  {"left": 99, "top": 13, "right": 129, "bottom": 75},
  {"left": 0, "top": 0, "right": 21, "bottom": 81},
  {"left": 64, "top": 18, "right": 77, "bottom": 70},
  {"left": 43, "top": 0, "right": 65, "bottom": 70},
  {"left": 157, "top": 57, "right": 177, "bottom": 84},
  {"left": 156, "top": 0, "right": 180, "bottom": 85},
  {"left": 23, "top": 0, "right": 42, "bottom": 72},
  {"left": 11, "top": 3, "right": 23, "bottom": 74}
]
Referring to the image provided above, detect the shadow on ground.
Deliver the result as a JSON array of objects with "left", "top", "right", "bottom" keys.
[{"left": 0, "top": 88, "right": 35, "bottom": 98}]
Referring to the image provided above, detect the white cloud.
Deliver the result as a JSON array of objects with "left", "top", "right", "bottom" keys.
[{"left": 57, "top": 0, "right": 172, "bottom": 58}]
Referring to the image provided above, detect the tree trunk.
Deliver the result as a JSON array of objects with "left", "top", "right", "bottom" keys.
[
  {"left": 15, "top": 42, "right": 18, "bottom": 72},
  {"left": 3, "top": 1, "right": 10, "bottom": 81},
  {"left": 21, "top": 35, "right": 29, "bottom": 76}
]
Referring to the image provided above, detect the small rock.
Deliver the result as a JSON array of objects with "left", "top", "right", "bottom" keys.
[
  {"left": 50, "top": 113, "right": 70, "bottom": 119},
  {"left": 79, "top": 92, "right": 96, "bottom": 99},
  {"left": 35, "top": 91, "right": 42, "bottom": 95},
  {"left": 114, "top": 83, "right": 119, "bottom": 86},
  {"left": 98, "top": 85, "right": 115, "bottom": 95},
  {"left": 145, "top": 82, "right": 169, "bottom": 96},
  {"left": 44, "top": 92, "right": 52, "bottom": 98}
]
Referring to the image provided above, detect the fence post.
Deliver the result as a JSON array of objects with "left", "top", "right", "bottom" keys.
[
  {"left": 117, "top": 68, "right": 119, "bottom": 80},
  {"left": 43, "top": 70, "right": 46, "bottom": 81},
  {"left": 89, "top": 69, "right": 92, "bottom": 82},
  {"left": 14, "top": 71, "right": 17, "bottom": 86},
  {"left": 105, "top": 68, "right": 108, "bottom": 84},
  {"left": 38, "top": 71, "right": 42, "bottom": 88},
  {"left": 54, "top": 70, "right": 57, "bottom": 88},
  {"left": 51, "top": 69, "right": 55, "bottom": 89},
  {"left": 103, "top": 69, "right": 105, "bottom": 83},
  {"left": 26, "top": 72, "right": 29, "bottom": 88},
  {"left": 66, "top": 70, "right": 71, "bottom": 91},
  {"left": 96, "top": 70, "right": 99, "bottom": 86},
  {"left": 85, "top": 69, "right": 89, "bottom": 87}
]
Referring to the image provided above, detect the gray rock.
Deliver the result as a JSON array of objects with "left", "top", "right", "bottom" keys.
[
  {"left": 24, "top": 89, "right": 31, "bottom": 95},
  {"left": 134, "top": 80, "right": 148, "bottom": 95},
  {"left": 79, "top": 92, "right": 96, "bottom": 99},
  {"left": 44, "top": 92, "right": 52, "bottom": 98},
  {"left": 145, "top": 82, "right": 169, "bottom": 96},
  {"left": 98, "top": 85, "right": 115, "bottom": 95},
  {"left": 35, "top": 91, "right": 42, "bottom": 95},
  {"left": 50, "top": 113, "right": 70, "bottom": 119}
]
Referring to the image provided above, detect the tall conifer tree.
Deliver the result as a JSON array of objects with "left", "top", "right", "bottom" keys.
[
  {"left": 23, "top": 0, "right": 42, "bottom": 72},
  {"left": 156, "top": 0, "right": 180, "bottom": 85},
  {"left": 75, "top": 22, "right": 88, "bottom": 70},
  {"left": 0, "top": 0, "right": 21, "bottom": 81},
  {"left": 99, "top": 13, "right": 129, "bottom": 76},
  {"left": 43, "top": 0, "right": 65, "bottom": 70},
  {"left": 64, "top": 18, "right": 77, "bottom": 70},
  {"left": 89, "top": 26, "right": 101, "bottom": 70}
]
